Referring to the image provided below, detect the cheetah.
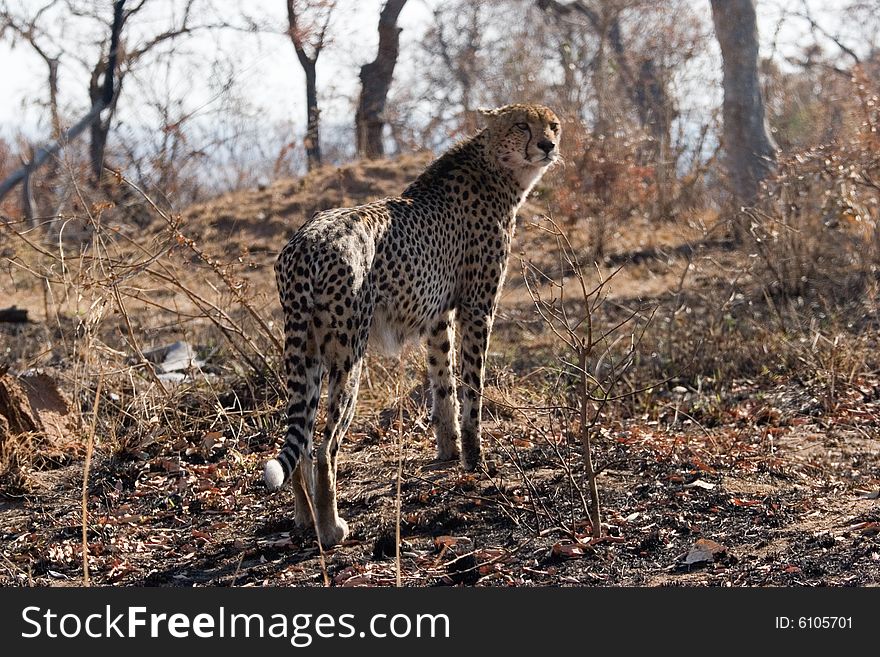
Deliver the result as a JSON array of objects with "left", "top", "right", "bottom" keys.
[{"left": 264, "top": 104, "right": 561, "bottom": 547}]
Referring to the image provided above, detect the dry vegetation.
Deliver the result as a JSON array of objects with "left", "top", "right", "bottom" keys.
[
  {"left": 2, "top": 105, "right": 880, "bottom": 585},
  {"left": 2, "top": 0, "right": 880, "bottom": 587}
]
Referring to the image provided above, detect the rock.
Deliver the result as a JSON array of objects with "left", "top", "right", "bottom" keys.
[
  {"left": 141, "top": 341, "right": 204, "bottom": 374},
  {"left": 684, "top": 479, "right": 716, "bottom": 490},
  {"left": 683, "top": 538, "right": 729, "bottom": 566},
  {"left": 0, "top": 374, "right": 41, "bottom": 435},
  {"left": 0, "top": 306, "right": 28, "bottom": 323},
  {"left": 0, "top": 370, "right": 78, "bottom": 488},
  {"left": 18, "top": 371, "right": 77, "bottom": 443},
  {"left": 157, "top": 372, "right": 188, "bottom": 383},
  {"left": 0, "top": 413, "right": 10, "bottom": 445}
]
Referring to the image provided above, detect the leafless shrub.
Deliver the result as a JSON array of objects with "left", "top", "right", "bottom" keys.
[
  {"left": 547, "top": 119, "right": 717, "bottom": 260},
  {"left": 520, "top": 217, "right": 652, "bottom": 539},
  {"left": 747, "top": 70, "right": 880, "bottom": 300},
  {"left": 0, "top": 170, "right": 285, "bottom": 472}
]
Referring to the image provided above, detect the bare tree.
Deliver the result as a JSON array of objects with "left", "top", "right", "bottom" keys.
[
  {"left": 0, "top": 1, "right": 125, "bottom": 205},
  {"left": 421, "top": 1, "right": 491, "bottom": 136},
  {"left": 1, "top": 2, "right": 63, "bottom": 141},
  {"left": 710, "top": 0, "right": 777, "bottom": 207},
  {"left": 0, "top": 0, "right": 218, "bottom": 205},
  {"left": 537, "top": 0, "right": 676, "bottom": 151},
  {"left": 355, "top": 0, "right": 407, "bottom": 159},
  {"left": 384, "top": 0, "right": 524, "bottom": 150},
  {"left": 81, "top": 0, "right": 203, "bottom": 183},
  {"left": 1, "top": 1, "right": 67, "bottom": 218},
  {"left": 286, "top": 0, "right": 335, "bottom": 171},
  {"left": 537, "top": 0, "right": 705, "bottom": 223}
]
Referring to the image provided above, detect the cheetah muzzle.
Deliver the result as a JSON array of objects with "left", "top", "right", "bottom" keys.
[{"left": 264, "top": 104, "right": 561, "bottom": 548}]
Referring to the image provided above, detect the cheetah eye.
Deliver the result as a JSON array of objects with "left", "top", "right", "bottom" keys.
[
  {"left": 515, "top": 122, "right": 530, "bottom": 132},
  {"left": 549, "top": 122, "right": 559, "bottom": 132}
]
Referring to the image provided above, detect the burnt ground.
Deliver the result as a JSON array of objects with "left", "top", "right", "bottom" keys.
[
  {"left": 1, "top": 157, "right": 879, "bottom": 587},
  {"left": 1, "top": 363, "right": 878, "bottom": 587}
]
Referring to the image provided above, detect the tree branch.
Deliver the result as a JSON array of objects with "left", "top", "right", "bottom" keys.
[
  {"left": 795, "top": 0, "right": 860, "bottom": 64},
  {"left": 287, "top": 0, "right": 314, "bottom": 68},
  {"left": 126, "top": 0, "right": 206, "bottom": 63}
]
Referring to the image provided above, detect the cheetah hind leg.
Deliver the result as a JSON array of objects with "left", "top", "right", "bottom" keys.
[
  {"left": 427, "top": 312, "right": 460, "bottom": 461},
  {"left": 313, "top": 359, "right": 363, "bottom": 548}
]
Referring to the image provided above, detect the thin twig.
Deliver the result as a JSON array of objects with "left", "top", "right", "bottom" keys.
[
  {"left": 395, "top": 351, "right": 405, "bottom": 588},
  {"left": 81, "top": 373, "right": 104, "bottom": 587}
]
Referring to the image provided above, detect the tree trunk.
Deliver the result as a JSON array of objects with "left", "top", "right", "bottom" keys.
[
  {"left": 355, "top": 0, "right": 408, "bottom": 159},
  {"left": 287, "top": 0, "right": 331, "bottom": 172},
  {"left": 710, "top": 0, "right": 777, "bottom": 207},
  {"left": 22, "top": 158, "right": 35, "bottom": 223},
  {"left": 46, "top": 57, "right": 61, "bottom": 139},
  {"left": 303, "top": 61, "right": 321, "bottom": 171},
  {"left": 592, "top": 28, "right": 608, "bottom": 136},
  {"left": 88, "top": 58, "right": 119, "bottom": 184},
  {"left": 635, "top": 58, "right": 673, "bottom": 159},
  {"left": 41, "top": 55, "right": 62, "bottom": 213},
  {"left": 89, "top": 117, "right": 111, "bottom": 183},
  {"left": 303, "top": 60, "right": 321, "bottom": 169},
  {"left": 557, "top": 35, "right": 579, "bottom": 111},
  {"left": 15, "top": 44, "right": 62, "bottom": 217},
  {"left": 635, "top": 58, "right": 675, "bottom": 217}
]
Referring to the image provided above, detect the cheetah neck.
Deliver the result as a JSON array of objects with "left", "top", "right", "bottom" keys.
[{"left": 403, "top": 131, "right": 532, "bottom": 216}]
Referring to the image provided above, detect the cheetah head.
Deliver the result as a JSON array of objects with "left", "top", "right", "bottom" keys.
[{"left": 478, "top": 104, "right": 561, "bottom": 190}]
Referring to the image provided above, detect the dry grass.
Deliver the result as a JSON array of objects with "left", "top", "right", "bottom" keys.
[
  {"left": 1, "top": 145, "right": 879, "bottom": 586},
  {"left": 0, "top": 154, "right": 441, "bottom": 491}
]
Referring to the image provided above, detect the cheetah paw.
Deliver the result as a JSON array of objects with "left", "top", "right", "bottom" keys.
[
  {"left": 435, "top": 445, "right": 460, "bottom": 462},
  {"left": 317, "top": 517, "right": 349, "bottom": 549}
]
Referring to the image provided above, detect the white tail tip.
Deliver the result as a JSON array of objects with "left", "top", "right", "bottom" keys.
[{"left": 264, "top": 459, "right": 285, "bottom": 491}]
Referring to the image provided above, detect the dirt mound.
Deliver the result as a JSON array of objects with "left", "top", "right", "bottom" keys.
[
  {"left": 0, "top": 373, "right": 41, "bottom": 435},
  {"left": 0, "top": 371, "right": 79, "bottom": 489},
  {"left": 179, "top": 153, "right": 434, "bottom": 252},
  {"left": 16, "top": 371, "right": 78, "bottom": 443}
]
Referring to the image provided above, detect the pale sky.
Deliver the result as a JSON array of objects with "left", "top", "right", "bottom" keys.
[
  {"left": 0, "top": 0, "right": 862, "bottom": 147},
  {"left": 0, "top": 0, "right": 439, "bottom": 138}
]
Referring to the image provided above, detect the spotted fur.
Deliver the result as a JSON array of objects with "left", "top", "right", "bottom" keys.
[{"left": 265, "top": 104, "right": 561, "bottom": 547}]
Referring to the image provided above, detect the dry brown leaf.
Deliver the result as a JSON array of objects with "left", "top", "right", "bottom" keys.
[{"left": 552, "top": 542, "right": 587, "bottom": 559}]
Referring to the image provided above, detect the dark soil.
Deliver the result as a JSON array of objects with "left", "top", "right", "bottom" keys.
[{"left": 1, "top": 368, "right": 878, "bottom": 587}]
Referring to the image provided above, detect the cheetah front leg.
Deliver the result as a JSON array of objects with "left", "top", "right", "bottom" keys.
[
  {"left": 427, "top": 311, "right": 460, "bottom": 461},
  {"left": 457, "top": 304, "right": 493, "bottom": 471}
]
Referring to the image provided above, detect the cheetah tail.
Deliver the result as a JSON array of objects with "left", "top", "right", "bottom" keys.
[{"left": 264, "top": 294, "right": 321, "bottom": 492}]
